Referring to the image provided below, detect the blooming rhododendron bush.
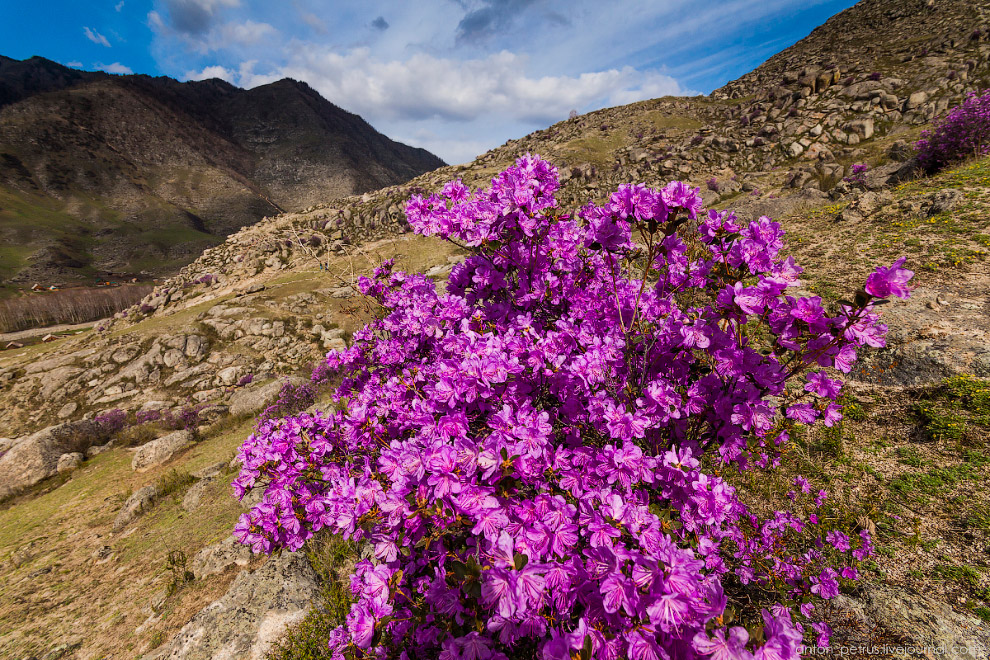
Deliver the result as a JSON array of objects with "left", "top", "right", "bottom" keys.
[{"left": 232, "top": 155, "right": 913, "bottom": 660}]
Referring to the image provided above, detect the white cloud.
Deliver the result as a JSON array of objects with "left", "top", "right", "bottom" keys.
[
  {"left": 150, "top": 11, "right": 275, "bottom": 53},
  {"left": 84, "top": 27, "right": 111, "bottom": 47},
  {"left": 99, "top": 62, "right": 134, "bottom": 75},
  {"left": 218, "top": 20, "right": 276, "bottom": 46},
  {"left": 66, "top": 61, "right": 83, "bottom": 68},
  {"left": 236, "top": 48, "right": 687, "bottom": 126},
  {"left": 116, "top": 1, "right": 125, "bottom": 11}
]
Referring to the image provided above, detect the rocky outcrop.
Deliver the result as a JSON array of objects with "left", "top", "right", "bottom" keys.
[
  {"left": 830, "top": 583, "right": 990, "bottom": 660},
  {"left": 132, "top": 430, "right": 194, "bottom": 472},
  {"left": 852, "top": 282, "right": 990, "bottom": 386},
  {"left": 190, "top": 536, "right": 254, "bottom": 580},
  {"left": 0, "top": 420, "right": 107, "bottom": 498},
  {"left": 145, "top": 551, "right": 319, "bottom": 660}
]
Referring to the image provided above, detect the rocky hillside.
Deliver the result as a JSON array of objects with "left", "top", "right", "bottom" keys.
[
  {"left": 0, "top": 57, "right": 445, "bottom": 286},
  {"left": 2, "top": 0, "right": 990, "bottom": 658}
]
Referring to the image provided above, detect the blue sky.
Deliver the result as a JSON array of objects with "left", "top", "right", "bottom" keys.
[{"left": 0, "top": 1, "right": 858, "bottom": 164}]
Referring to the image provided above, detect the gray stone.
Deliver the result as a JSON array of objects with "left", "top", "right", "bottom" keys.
[
  {"left": 56, "top": 452, "right": 84, "bottom": 474},
  {"left": 132, "top": 430, "right": 194, "bottom": 472},
  {"left": 190, "top": 535, "right": 254, "bottom": 579},
  {"left": 191, "top": 461, "right": 228, "bottom": 480},
  {"left": 829, "top": 583, "right": 990, "bottom": 660},
  {"left": 113, "top": 485, "right": 158, "bottom": 531},
  {"left": 57, "top": 402, "right": 79, "bottom": 420},
  {"left": 228, "top": 377, "right": 308, "bottom": 417},
  {"left": 846, "top": 118, "right": 874, "bottom": 140},
  {"left": 928, "top": 188, "right": 964, "bottom": 215},
  {"left": 0, "top": 420, "right": 107, "bottom": 499},
  {"left": 181, "top": 477, "right": 214, "bottom": 512},
  {"left": 905, "top": 90, "right": 929, "bottom": 109},
  {"left": 145, "top": 551, "right": 318, "bottom": 660}
]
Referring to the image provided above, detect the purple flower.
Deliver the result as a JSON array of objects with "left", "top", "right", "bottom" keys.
[
  {"left": 694, "top": 627, "right": 755, "bottom": 660},
  {"left": 226, "top": 155, "right": 896, "bottom": 660},
  {"left": 865, "top": 257, "right": 914, "bottom": 299}
]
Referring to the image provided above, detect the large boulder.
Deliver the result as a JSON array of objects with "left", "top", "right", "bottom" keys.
[
  {"left": 852, "top": 285, "right": 990, "bottom": 386},
  {"left": 228, "top": 377, "right": 308, "bottom": 418},
  {"left": 145, "top": 551, "right": 319, "bottom": 660},
  {"left": 132, "top": 430, "right": 194, "bottom": 472},
  {"left": 828, "top": 583, "right": 990, "bottom": 660},
  {"left": 0, "top": 420, "right": 106, "bottom": 499}
]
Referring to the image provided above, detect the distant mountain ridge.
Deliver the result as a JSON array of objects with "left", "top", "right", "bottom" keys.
[{"left": 0, "top": 56, "right": 445, "bottom": 285}]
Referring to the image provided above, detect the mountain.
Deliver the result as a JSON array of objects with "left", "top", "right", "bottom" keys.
[
  {"left": 2, "top": 1, "right": 990, "bottom": 658},
  {"left": 0, "top": 56, "right": 445, "bottom": 286}
]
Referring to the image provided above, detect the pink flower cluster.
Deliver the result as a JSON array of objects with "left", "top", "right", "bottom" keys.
[{"left": 232, "top": 155, "right": 912, "bottom": 660}]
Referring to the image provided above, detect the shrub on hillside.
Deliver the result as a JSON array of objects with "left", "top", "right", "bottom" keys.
[
  {"left": 916, "top": 90, "right": 990, "bottom": 173},
  {"left": 232, "top": 156, "right": 912, "bottom": 660}
]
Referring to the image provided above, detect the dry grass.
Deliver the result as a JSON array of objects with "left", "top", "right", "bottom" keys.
[{"left": 0, "top": 417, "right": 255, "bottom": 658}]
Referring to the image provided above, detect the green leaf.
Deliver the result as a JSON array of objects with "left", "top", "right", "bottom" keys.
[
  {"left": 581, "top": 634, "right": 593, "bottom": 660},
  {"left": 514, "top": 553, "right": 529, "bottom": 571}
]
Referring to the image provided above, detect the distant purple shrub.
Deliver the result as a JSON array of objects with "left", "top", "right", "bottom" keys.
[
  {"left": 139, "top": 304, "right": 155, "bottom": 314},
  {"left": 916, "top": 90, "right": 990, "bottom": 173},
  {"left": 706, "top": 176, "right": 720, "bottom": 192},
  {"left": 196, "top": 274, "right": 216, "bottom": 286},
  {"left": 94, "top": 408, "right": 127, "bottom": 435},
  {"left": 844, "top": 164, "right": 869, "bottom": 186},
  {"left": 868, "top": 72, "right": 882, "bottom": 81},
  {"left": 135, "top": 409, "right": 162, "bottom": 425},
  {"left": 259, "top": 379, "right": 316, "bottom": 424},
  {"left": 237, "top": 373, "right": 255, "bottom": 387},
  {"left": 690, "top": 134, "right": 703, "bottom": 146}
]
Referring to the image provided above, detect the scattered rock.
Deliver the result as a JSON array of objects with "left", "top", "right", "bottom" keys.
[
  {"left": 132, "top": 430, "right": 194, "bottom": 472},
  {"left": 113, "top": 485, "right": 159, "bottom": 531},
  {"left": 181, "top": 477, "right": 214, "bottom": 512},
  {"left": 228, "top": 377, "right": 307, "bottom": 417},
  {"left": 56, "top": 452, "right": 84, "bottom": 474},
  {"left": 57, "top": 402, "right": 79, "bottom": 420},
  {"left": 927, "top": 188, "right": 964, "bottom": 215},
  {"left": 191, "top": 461, "right": 228, "bottom": 480},
  {"left": 145, "top": 550, "right": 318, "bottom": 660},
  {"left": 190, "top": 535, "right": 254, "bottom": 579}
]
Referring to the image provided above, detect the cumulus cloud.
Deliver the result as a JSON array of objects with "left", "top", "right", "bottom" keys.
[
  {"left": 150, "top": 9, "right": 276, "bottom": 53},
  {"left": 66, "top": 61, "right": 84, "bottom": 68},
  {"left": 116, "top": 1, "right": 125, "bottom": 11},
  {"left": 99, "top": 62, "right": 134, "bottom": 74},
  {"left": 371, "top": 16, "right": 390, "bottom": 31},
  {"left": 84, "top": 27, "right": 111, "bottom": 47},
  {"left": 237, "top": 48, "right": 686, "bottom": 126}
]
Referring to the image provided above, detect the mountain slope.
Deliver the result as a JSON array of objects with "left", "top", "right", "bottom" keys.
[
  {"left": 0, "top": 58, "right": 445, "bottom": 286},
  {"left": 2, "top": 1, "right": 990, "bottom": 658}
]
